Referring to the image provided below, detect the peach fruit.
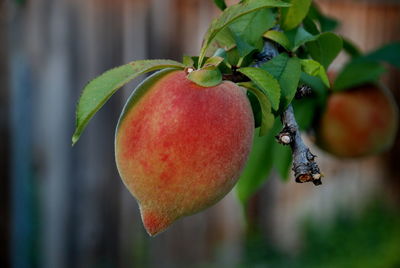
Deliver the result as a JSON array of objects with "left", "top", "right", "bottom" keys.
[
  {"left": 115, "top": 69, "right": 254, "bottom": 235},
  {"left": 316, "top": 84, "right": 398, "bottom": 158}
]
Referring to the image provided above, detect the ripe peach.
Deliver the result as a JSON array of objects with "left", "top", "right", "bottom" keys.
[
  {"left": 115, "top": 69, "right": 254, "bottom": 235},
  {"left": 316, "top": 84, "right": 398, "bottom": 158}
]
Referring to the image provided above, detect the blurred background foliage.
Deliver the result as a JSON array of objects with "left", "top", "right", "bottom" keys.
[
  {"left": 1, "top": 0, "right": 400, "bottom": 267},
  {"left": 241, "top": 201, "right": 400, "bottom": 268}
]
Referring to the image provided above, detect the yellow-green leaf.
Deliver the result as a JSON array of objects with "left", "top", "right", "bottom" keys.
[{"left": 72, "top": 59, "right": 185, "bottom": 145}]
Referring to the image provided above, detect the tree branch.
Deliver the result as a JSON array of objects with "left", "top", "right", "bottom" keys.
[
  {"left": 222, "top": 39, "right": 324, "bottom": 185},
  {"left": 277, "top": 105, "right": 322, "bottom": 185}
]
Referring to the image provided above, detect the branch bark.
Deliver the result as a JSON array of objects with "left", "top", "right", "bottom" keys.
[{"left": 278, "top": 105, "right": 322, "bottom": 185}]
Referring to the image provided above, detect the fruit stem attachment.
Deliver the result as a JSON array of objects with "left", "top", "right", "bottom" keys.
[{"left": 278, "top": 105, "right": 322, "bottom": 185}]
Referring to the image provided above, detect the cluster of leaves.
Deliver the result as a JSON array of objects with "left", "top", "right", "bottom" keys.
[
  {"left": 231, "top": 0, "right": 400, "bottom": 206},
  {"left": 72, "top": 0, "right": 344, "bottom": 206},
  {"left": 208, "top": 0, "right": 343, "bottom": 206}
]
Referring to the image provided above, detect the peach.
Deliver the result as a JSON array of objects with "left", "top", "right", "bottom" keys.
[
  {"left": 316, "top": 84, "right": 398, "bottom": 158},
  {"left": 115, "top": 69, "right": 254, "bottom": 235}
]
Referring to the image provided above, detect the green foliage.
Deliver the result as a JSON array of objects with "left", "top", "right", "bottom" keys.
[
  {"left": 305, "top": 32, "right": 342, "bottom": 69},
  {"left": 198, "top": 0, "right": 290, "bottom": 66},
  {"left": 236, "top": 122, "right": 278, "bottom": 204},
  {"left": 272, "top": 143, "right": 292, "bottom": 180},
  {"left": 236, "top": 119, "right": 294, "bottom": 205},
  {"left": 280, "top": 0, "right": 312, "bottom": 31},
  {"left": 230, "top": 8, "right": 277, "bottom": 57},
  {"left": 263, "top": 30, "right": 291, "bottom": 51},
  {"left": 300, "top": 59, "right": 330, "bottom": 87},
  {"left": 240, "top": 82, "right": 275, "bottom": 136},
  {"left": 307, "top": 3, "right": 339, "bottom": 32},
  {"left": 259, "top": 53, "right": 302, "bottom": 110},
  {"left": 72, "top": 60, "right": 184, "bottom": 145},
  {"left": 212, "top": 27, "right": 237, "bottom": 52},
  {"left": 333, "top": 61, "right": 386, "bottom": 91},
  {"left": 236, "top": 129, "right": 275, "bottom": 205},
  {"left": 213, "top": 0, "right": 227, "bottom": 11},
  {"left": 240, "top": 202, "right": 400, "bottom": 268},
  {"left": 187, "top": 68, "right": 222, "bottom": 87},
  {"left": 342, "top": 37, "right": 362, "bottom": 58},
  {"left": 333, "top": 41, "right": 400, "bottom": 91},
  {"left": 288, "top": 72, "right": 329, "bottom": 131},
  {"left": 363, "top": 42, "right": 400, "bottom": 69},
  {"left": 238, "top": 67, "right": 281, "bottom": 111}
]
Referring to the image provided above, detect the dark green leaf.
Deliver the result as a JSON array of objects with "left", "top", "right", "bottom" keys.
[
  {"left": 263, "top": 30, "right": 291, "bottom": 51},
  {"left": 239, "top": 82, "right": 275, "bottom": 136},
  {"left": 292, "top": 97, "right": 318, "bottom": 130},
  {"left": 364, "top": 42, "right": 400, "bottom": 69},
  {"left": 342, "top": 38, "right": 362, "bottom": 58},
  {"left": 72, "top": 59, "right": 185, "bottom": 145},
  {"left": 233, "top": 34, "right": 260, "bottom": 58},
  {"left": 333, "top": 61, "right": 386, "bottom": 91},
  {"left": 260, "top": 54, "right": 301, "bottom": 110},
  {"left": 236, "top": 123, "right": 280, "bottom": 205},
  {"left": 288, "top": 27, "right": 317, "bottom": 51},
  {"left": 306, "top": 32, "right": 342, "bottom": 69},
  {"left": 229, "top": 8, "right": 276, "bottom": 56},
  {"left": 272, "top": 142, "right": 292, "bottom": 181},
  {"left": 281, "top": 0, "right": 312, "bottom": 31},
  {"left": 246, "top": 90, "right": 262, "bottom": 128},
  {"left": 198, "top": 0, "right": 291, "bottom": 66},
  {"left": 302, "top": 16, "right": 320, "bottom": 35},
  {"left": 214, "top": 0, "right": 227, "bottom": 10},
  {"left": 308, "top": 3, "right": 339, "bottom": 32},
  {"left": 238, "top": 67, "right": 281, "bottom": 110},
  {"left": 300, "top": 71, "right": 328, "bottom": 98},
  {"left": 300, "top": 59, "right": 330, "bottom": 87}
]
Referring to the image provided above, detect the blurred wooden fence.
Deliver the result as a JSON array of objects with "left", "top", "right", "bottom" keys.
[{"left": 3, "top": 0, "right": 400, "bottom": 268}]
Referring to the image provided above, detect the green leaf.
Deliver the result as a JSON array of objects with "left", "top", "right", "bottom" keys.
[
  {"left": 239, "top": 82, "right": 275, "bottom": 136},
  {"left": 260, "top": 54, "right": 301, "bottom": 110},
  {"left": 302, "top": 16, "right": 320, "bottom": 35},
  {"left": 364, "top": 42, "right": 400, "bottom": 69},
  {"left": 204, "top": 56, "right": 225, "bottom": 67},
  {"left": 187, "top": 68, "right": 222, "bottom": 87},
  {"left": 281, "top": 0, "right": 312, "bottom": 31},
  {"left": 213, "top": 48, "right": 228, "bottom": 60},
  {"left": 236, "top": 123, "right": 279, "bottom": 205},
  {"left": 342, "top": 38, "right": 362, "bottom": 58},
  {"left": 333, "top": 61, "right": 386, "bottom": 91},
  {"left": 198, "top": 0, "right": 291, "bottom": 66},
  {"left": 246, "top": 90, "right": 262, "bottom": 128},
  {"left": 300, "top": 59, "right": 330, "bottom": 87},
  {"left": 212, "top": 27, "right": 237, "bottom": 51},
  {"left": 308, "top": 3, "right": 339, "bottom": 32},
  {"left": 183, "top": 56, "right": 195, "bottom": 67},
  {"left": 72, "top": 59, "right": 185, "bottom": 145},
  {"left": 233, "top": 35, "right": 260, "bottom": 58},
  {"left": 238, "top": 67, "right": 281, "bottom": 111},
  {"left": 292, "top": 96, "right": 319, "bottom": 130},
  {"left": 287, "top": 26, "right": 317, "bottom": 51},
  {"left": 214, "top": 0, "right": 227, "bottom": 10},
  {"left": 229, "top": 8, "right": 276, "bottom": 56},
  {"left": 306, "top": 32, "right": 342, "bottom": 69},
  {"left": 272, "top": 142, "right": 292, "bottom": 181},
  {"left": 263, "top": 30, "right": 291, "bottom": 51}
]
